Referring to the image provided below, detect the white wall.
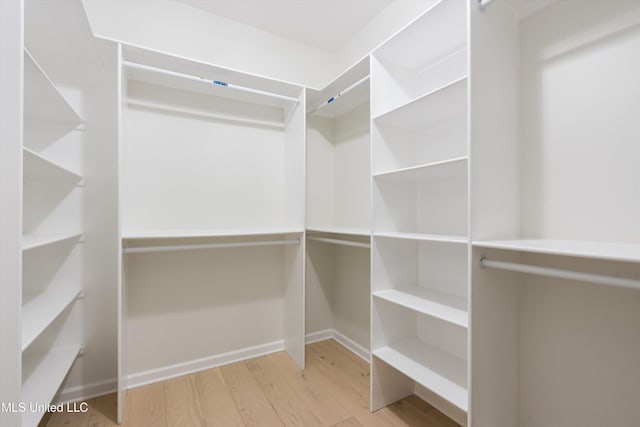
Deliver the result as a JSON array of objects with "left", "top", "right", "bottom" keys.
[
  {"left": 520, "top": 0, "right": 640, "bottom": 243},
  {"left": 126, "top": 246, "right": 287, "bottom": 375}
]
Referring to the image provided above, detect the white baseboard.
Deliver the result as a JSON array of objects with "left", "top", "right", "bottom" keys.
[
  {"left": 306, "top": 329, "right": 370, "bottom": 362},
  {"left": 57, "top": 378, "right": 117, "bottom": 403},
  {"left": 58, "top": 333, "right": 370, "bottom": 402},
  {"left": 331, "top": 330, "right": 370, "bottom": 362},
  {"left": 305, "top": 329, "right": 334, "bottom": 344},
  {"left": 126, "top": 340, "right": 285, "bottom": 389}
]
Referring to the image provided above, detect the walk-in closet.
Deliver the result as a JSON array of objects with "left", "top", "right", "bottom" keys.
[{"left": 2, "top": 0, "right": 640, "bottom": 426}]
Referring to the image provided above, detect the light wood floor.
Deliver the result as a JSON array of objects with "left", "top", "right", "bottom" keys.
[{"left": 43, "top": 340, "right": 460, "bottom": 427}]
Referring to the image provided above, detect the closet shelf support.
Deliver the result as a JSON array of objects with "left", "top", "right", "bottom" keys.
[
  {"left": 123, "top": 238, "right": 300, "bottom": 254},
  {"left": 479, "top": 256, "right": 640, "bottom": 291}
]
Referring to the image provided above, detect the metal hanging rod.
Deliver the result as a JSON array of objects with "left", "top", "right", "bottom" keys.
[
  {"left": 123, "top": 238, "right": 300, "bottom": 254},
  {"left": 307, "top": 236, "right": 370, "bottom": 249},
  {"left": 479, "top": 257, "right": 640, "bottom": 291},
  {"left": 478, "top": 0, "right": 497, "bottom": 10},
  {"left": 307, "top": 75, "right": 370, "bottom": 115},
  {"left": 122, "top": 61, "right": 300, "bottom": 104}
]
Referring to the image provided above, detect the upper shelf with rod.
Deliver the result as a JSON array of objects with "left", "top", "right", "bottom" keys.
[
  {"left": 122, "top": 44, "right": 302, "bottom": 127},
  {"left": 473, "top": 239, "right": 640, "bottom": 264},
  {"left": 306, "top": 57, "right": 369, "bottom": 118}
]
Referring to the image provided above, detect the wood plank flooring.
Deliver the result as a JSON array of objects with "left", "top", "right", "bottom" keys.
[{"left": 42, "top": 340, "right": 460, "bottom": 427}]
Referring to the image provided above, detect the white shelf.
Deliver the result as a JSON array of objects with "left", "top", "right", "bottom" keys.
[
  {"left": 22, "top": 287, "right": 81, "bottom": 352},
  {"left": 374, "top": 0, "right": 466, "bottom": 72},
  {"left": 373, "top": 339, "right": 468, "bottom": 411},
  {"left": 306, "top": 226, "right": 370, "bottom": 237},
  {"left": 22, "top": 344, "right": 81, "bottom": 427},
  {"left": 374, "top": 232, "right": 467, "bottom": 245},
  {"left": 473, "top": 239, "right": 640, "bottom": 264},
  {"left": 22, "top": 232, "right": 82, "bottom": 252},
  {"left": 373, "top": 77, "right": 467, "bottom": 128},
  {"left": 23, "top": 147, "right": 82, "bottom": 184},
  {"left": 122, "top": 227, "right": 305, "bottom": 241},
  {"left": 373, "top": 156, "right": 467, "bottom": 182},
  {"left": 307, "top": 56, "right": 369, "bottom": 118},
  {"left": 123, "top": 45, "right": 301, "bottom": 112},
  {"left": 24, "top": 49, "right": 83, "bottom": 129},
  {"left": 374, "top": 288, "right": 467, "bottom": 328}
]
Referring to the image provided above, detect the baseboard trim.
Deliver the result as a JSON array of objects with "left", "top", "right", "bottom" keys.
[
  {"left": 59, "top": 332, "right": 370, "bottom": 401},
  {"left": 127, "top": 340, "right": 285, "bottom": 389},
  {"left": 305, "top": 329, "right": 334, "bottom": 344},
  {"left": 306, "top": 329, "right": 370, "bottom": 362},
  {"left": 332, "top": 330, "right": 370, "bottom": 363},
  {"left": 57, "top": 378, "right": 117, "bottom": 404}
]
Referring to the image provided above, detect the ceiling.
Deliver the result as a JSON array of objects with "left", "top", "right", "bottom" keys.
[{"left": 179, "top": 0, "right": 394, "bottom": 52}]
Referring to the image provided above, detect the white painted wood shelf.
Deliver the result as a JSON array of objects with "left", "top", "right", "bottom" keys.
[
  {"left": 122, "top": 227, "right": 304, "bottom": 241},
  {"left": 123, "top": 45, "right": 300, "bottom": 114},
  {"left": 22, "top": 287, "right": 81, "bottom": 351},
  {"left": 306, "top": 226, "right": 370, "bottom": 237},
  {"left": 373, "top": 339, "right": 468, "bottom": 412},
  {"left": 473, "top": 239, "right": 640, "bottom": 264},
  {"left": 372, "top": 77, "right": 467, "bottom": 126},
  {"left": 374, "top": 231, "right": 467, "bottom": 245},
  {"left": 23, "top": 148, "right": 82, "bottom": 184},
  {"left": 373, "top": 0, "right": 467, "bottom": 73},
  {"left": 307, "top": 57, "right": 369, "bottom": 119},
  {"left": 308, "top": 77, "right": 369, "bottom": 118},
  {"left": 373, "top": 156, "right": 467, "bottom": 182},
  {"left": 374, "top": 288, "right": 467, "bottom": 328},
  {"left": 22, "top": 232, "right": 83, "bottom": 252},
  {"left": 24, "top": 49, "right": 83, "bottom": 129},
  {"left": 22, "top": 344, "right": 81, "bottom": 427}
]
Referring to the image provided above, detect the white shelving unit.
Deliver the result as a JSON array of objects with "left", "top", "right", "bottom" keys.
[
  {"left": 22, "top": 287, "right": 82, "bottom": 351},
  {"left": 372, "top": 77, "right": 467, "bottom": 175},
  {"left": 23, "top": 49, "right": 83, "bottom": 128},
  {"left": 21, "top": 344, "right": 82, "bottom": 427},
  {"left": 372, "top": 297, "right": 468, "bottom": 414},
  {"left": 122, "top": 227, "right": 304, "bottom": 241},
  {"left": 373, "top": 154, "right": 467, "bottom": 237},
  {"left": 370, "top": 1, "right": 469, "bottom": 424},
  {"left": 305, "top": 57, "right": 372, "bottom": 361},
  {"left": 373, "top": 231, "right": 467, "bottom": 245},
  {"left": 306, "top": 226, "right": 370, "bottom": 237},
  {"left": 370, "top": 0, "right": 466, "bottom": 118},
  {"left": 22, "top": 232, "right": 82, "bottom": 252},
  {"left": 123, "top": 45, "right": 300, "bottom": 130},
  {"left": 118, "top": 44, "right": 306, "bottom": 420},
  {"left": 23, "top": 147, "right": 82, "bottom": 184},
  {"left": 373, "top": 288, "right": 467, "bottom": 328},
  {"left": 470, "top": 0, "right": 640, "bottom": 426},
  {"left": 373, "top": 339, "right": 467, "bottom": 411},
  {"left": 473, "top": 239, "right": 640, "bottom": 264},
  {"left": 21, "top": 39, "right": 85, "bottom": 427}
]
